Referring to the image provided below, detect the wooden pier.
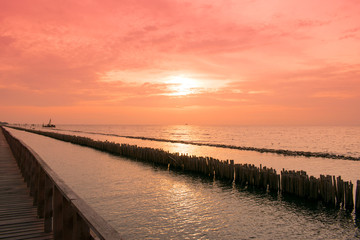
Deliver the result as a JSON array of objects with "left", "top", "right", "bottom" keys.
[
  {"left": 0, "top": 129, "right": 54, "bottom": 239},
  {"left": 0, "top": 127, "right": 122, "bottom": 240}
]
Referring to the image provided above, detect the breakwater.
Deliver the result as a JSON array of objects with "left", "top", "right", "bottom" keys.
[
  {"left": 7, "top": 126, "right": 360, "bottom": 214},
  {"left": 54, "top": 127, "right": 360, "bottom": 161}
]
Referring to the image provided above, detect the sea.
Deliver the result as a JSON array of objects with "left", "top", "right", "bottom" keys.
[{"left": 6, "top": 125, "right": 360, "bottom": 239}]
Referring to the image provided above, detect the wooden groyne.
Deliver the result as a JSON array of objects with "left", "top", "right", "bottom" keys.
[
  {"left": 5, "top": 126, "right": 360, "bottom": 214},
  {"left": 120, "top": 136, "right": 360, "bottom": 161},
  {"left": 1, "top": 127, "right": 123, "bottom": 240},
  {"left": 53, "top": 128, "right": 360, "bottom": 161}
]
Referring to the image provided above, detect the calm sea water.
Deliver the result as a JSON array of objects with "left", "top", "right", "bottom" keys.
[{"left": 7, "top": 126, "right": 360, "bottom": 239}]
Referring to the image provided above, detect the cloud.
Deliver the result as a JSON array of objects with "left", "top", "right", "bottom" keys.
[{"left": 1, "top": 0, "right": 360, "bottom": 124}]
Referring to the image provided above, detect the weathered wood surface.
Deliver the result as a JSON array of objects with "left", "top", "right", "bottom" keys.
[
  {"left": 0, "top": 129, "right": 54, "bottom": 239},
  {"left": 356, "top": 180, "right": 360, "bottom": 213}
]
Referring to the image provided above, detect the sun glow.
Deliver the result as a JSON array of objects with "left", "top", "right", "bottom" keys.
[{"left": 165, "top": 76, "right": 201, "bottom": 96}]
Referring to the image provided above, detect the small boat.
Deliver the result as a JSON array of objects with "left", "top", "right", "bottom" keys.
[{"left": 42, "top": 119, "right": 56, "bottom": 128}]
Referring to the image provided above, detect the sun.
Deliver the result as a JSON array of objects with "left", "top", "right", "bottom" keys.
[{"left": 166, "top": 75, "right": 200, "bottom": 96}]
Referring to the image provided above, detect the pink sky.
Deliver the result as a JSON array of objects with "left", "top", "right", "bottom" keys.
[{"left": 1, "top": 0, "right": 359, "bottom": 125}]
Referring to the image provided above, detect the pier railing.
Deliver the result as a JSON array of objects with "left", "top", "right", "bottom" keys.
[{"left": 1, "top": 127, "right": 123, "bottom": 240}]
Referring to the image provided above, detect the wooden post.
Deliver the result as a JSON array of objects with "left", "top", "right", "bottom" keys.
[
  {"left": 37, "top": 168, "right": 46, "bottom": 218},
  {"left": 241, "top": 165, "right": 246, "bottom": 185},
  {"left": 25, "top": 152, "right": 32, "bottom": 187},
  {"left": 30, "top": 157, "right": 38, "bottom": 201},
  {"left": 325, "top": 176, "right": 330, "bottom": 204},
  {"left": 44, "top": 174, "right": 53, "bottom": 233},
  {"left": 53, "top": 185, "right": 63, "bottom": 239},
  {"left": 230, "top": 160, "right": 234, "bottom": 181},
  {"left": 32, "top": 162, "right": 40, "bottom": 206},
  {"left": 304, "top": 175, "right": 310, "bottom": 199},
  {"left": 234, "top": 164, "right": 238, "bottom": 183},
  {"left": 330, "top": 176, "right": 335, "bottom": 206},
  {"left": 344, "top": 181, "right": 354, "bottom": 211},
  {"left": 289, "top": 173, "right": 293, "bottom": 194},
  {"left": 309, "top": 176, "right": 318, "bottom": 200},
  {"left": 219, "top": 161, "right": 224, "bottom": 180},
  {"left": 332, "top": 176, "right": 337, "bottom": 207},
  {"left": 63, "top": 197, "right": 74, "bottom": 239},
  {"left": 299, "top": 175, "right": 304, "bottom": 198},
  {"left": 319, "top": 175, "right": 324, "bottom": 201},
  {"left": 73, "top": 212, "right": 90, "bottom": 240},
  {"left": 249, "top": 166, "right": 254, "bottom": 186},
  {"left": 356, "top": 180, "right": 360, "bottom": 214},
  {"left": 277, "top": 174, "right": 280, "bottom": 192},
  {"left": 336, "top": 176, "right": 344, "bottom": 207},
  {"left": 280, "top": 170, "right": 285, "bottom": 193},
  {"left": 237, "top": 165, "right": 241, "bottom": 185}
]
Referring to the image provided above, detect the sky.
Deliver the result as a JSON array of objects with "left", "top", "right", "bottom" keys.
[{"left": 1, "top": 0, "right": 359, "bottom": 125}]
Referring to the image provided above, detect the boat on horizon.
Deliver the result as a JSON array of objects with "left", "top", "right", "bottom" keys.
[{"left": 42, "top": 119, "right": 56, "bottom": 128}]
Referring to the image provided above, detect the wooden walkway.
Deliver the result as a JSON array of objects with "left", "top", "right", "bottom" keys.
[{"left": 0, "top": 130, "right": 54, "bottom": 239}]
